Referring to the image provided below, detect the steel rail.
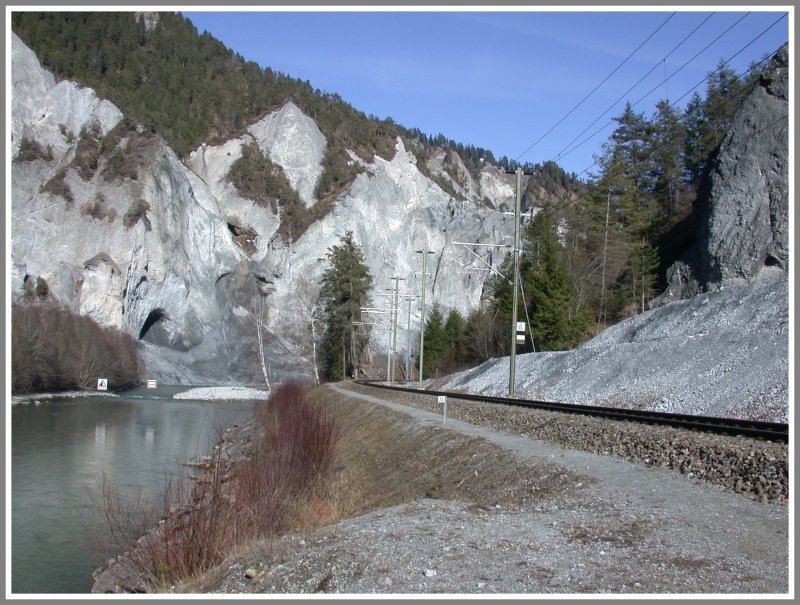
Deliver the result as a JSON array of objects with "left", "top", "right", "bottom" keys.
[{"left": 353, "top": 381, "right": 788, "bottom": 443}]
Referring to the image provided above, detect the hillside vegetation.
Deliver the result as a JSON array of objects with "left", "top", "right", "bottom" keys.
[
  {"left": 12, "top": 12, "right": 496, "bottom": 207},
  {"left": 12, "top": 301, "right": 144, "bottom": 394}
]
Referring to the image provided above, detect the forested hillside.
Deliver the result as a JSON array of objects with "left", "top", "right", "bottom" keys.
[{"left": 11, "top": 12, "right": 498, "bottom": 211}]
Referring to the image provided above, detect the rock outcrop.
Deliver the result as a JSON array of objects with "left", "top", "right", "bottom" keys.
[
  {"left": 655, "top": 44, "right": 789, "bottom": 304},
  {"left": 11, "top": 32, "right": 515, "bottom": 385}
]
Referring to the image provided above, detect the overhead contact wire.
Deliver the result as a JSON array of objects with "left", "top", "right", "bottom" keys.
[{"left": 513, "top": 11, "right": 677, "bottom": 163}]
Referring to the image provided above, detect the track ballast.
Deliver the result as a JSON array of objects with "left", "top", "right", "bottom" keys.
[{"left": 354, "top": 380, "right": 788, "bottom": 443}]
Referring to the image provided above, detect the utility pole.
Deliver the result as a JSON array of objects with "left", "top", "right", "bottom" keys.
[
  {"left": 360, "top": 306, "right": 391, "bottom": 381},
  {"left": 509, "top": 166, "right": 522, "bottom": 397},
  {"left": 388, "top": 277, "right": 405, "bottom": 382},
  {"left": 415, "top": 243, "right": 435, "bottom": 386},
  {"left": 405, "top": 296, "right": 413, "bottom": 381},
  {"left": 375, "top": 293, "right": 396, "bottom": 382}
]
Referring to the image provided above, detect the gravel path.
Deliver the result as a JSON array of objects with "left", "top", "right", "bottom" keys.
[{"left": 190, "top": 383, "right": 789, "bottom": 596}]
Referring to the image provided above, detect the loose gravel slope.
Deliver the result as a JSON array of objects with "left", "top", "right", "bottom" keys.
[{"left": 435, "top": 280, "right": 789, "bottom": 423}]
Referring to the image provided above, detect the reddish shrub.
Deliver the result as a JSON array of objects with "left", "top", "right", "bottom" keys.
[
  {"left": 12, "top": 302, "right": 145, "bottom": 394},
  {"left": 92, "top": 382, "right": 339, "bottom": 587}
]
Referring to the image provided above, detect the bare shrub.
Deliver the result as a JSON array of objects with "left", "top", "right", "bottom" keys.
[
  {"left": 80, "top": 194, "right": 113, "bottom": 221},
  {"left": 91, "top": 382, "right": 339, "bottom": 588},
  {"left": 11, "top": 302, "right": 145, "bottom": 394},
  {"left": 123, "top": 199, "right": 151, "bottom": 230},
  {"left": 40, "top": 168, "right": 74, "bottom": 204},
  {"left": 73, "top": 124, "right": 102, "bottom": 181},
  {"left": 101, "top": 123, "right": 155, "bottom": 182}
]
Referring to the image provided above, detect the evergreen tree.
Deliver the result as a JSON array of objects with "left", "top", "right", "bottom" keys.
[
  {"left": 443, "top": 308, "right": 466, "bottom": 371},
  {"left": 618, "top": 238, "right": 660, "bottom": 315},
  {"left": 650, "top": 100, "right": 686, "bottom": 218},
  {"left": 594, "top": 102, "right": 660, "bottom": 242},
  {"left": 682, "top": 92, "right": 707, "bottom": 186},
  {"left": 522, "top": 210, "right": 581, "bottom": 350},
  {"left": 318, "top": 231, "right": 373, "bottom": 381},
  {"left": 702, "top": 61, "right": 749, "bottom": 154},
  {"left": 422, "top": 303, "right": 448, "bottom": 378}
]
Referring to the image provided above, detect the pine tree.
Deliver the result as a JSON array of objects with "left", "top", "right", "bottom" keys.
[
  {"left": 702, "top": 61, "right": 749, "bottom": 154},
  {"left": 682, "top": 92, "right": 707, "bottom": 186},
  {"left": 603, "top": 102, "right": 658, "bottom": 234},
  {"left": 422, "top": 303, "right": 448, "bottom": 378},
  {"left": 650, "top": 100, "right": 686, "bottom": 218},
  {"left": 318, "top": 231, "right": 373, "bottom": 381},
  {"left": 443, "top": 309, "right": 466, "bottom": 371},
  {"left": 522, "top": 210, "right": 577, "bottom": 351}
]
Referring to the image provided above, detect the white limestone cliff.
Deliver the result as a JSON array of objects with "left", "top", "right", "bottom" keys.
[
  {"left": 11, "top": 33, "right": 513, "bottom": 384},
  {"left": 247, "top": 102, "right": 327, "bottom": 208}
]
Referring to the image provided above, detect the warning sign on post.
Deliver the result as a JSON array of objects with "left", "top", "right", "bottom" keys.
[
  {"left": 146, "top": 380, "right": 157, "bottom": 389},
  {"left": 97, "top": 378, "right": 108, "bottom": 391}
]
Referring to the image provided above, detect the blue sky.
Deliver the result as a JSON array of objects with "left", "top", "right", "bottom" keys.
[{"left": 182, "top": 8, "right": 790, "bottom": 179}]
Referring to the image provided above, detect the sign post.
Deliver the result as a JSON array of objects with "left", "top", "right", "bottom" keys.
[
  {"left": 516, "top": 321, "right": 526, "bottom": 345},
  {"left": 438, "top": 395, "right": 447, "bottom": 424},
  {"left": 97, "top": 378, "right": 108, "bottom": 391}
]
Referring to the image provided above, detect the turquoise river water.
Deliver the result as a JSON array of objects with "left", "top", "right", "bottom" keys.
[{"left": 10, "top": 385, "right": 257, "bottom": 594}]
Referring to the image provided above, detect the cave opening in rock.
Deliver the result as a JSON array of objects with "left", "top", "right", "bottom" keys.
[{"left": 139, "top": 308, "right": 168, "bottom": 340}]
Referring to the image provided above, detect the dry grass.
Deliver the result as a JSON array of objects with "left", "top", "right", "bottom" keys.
[{"left": 321, "top": 389, "right": 578, "bottom": 517}]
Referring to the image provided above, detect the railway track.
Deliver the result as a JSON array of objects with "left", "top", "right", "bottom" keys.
[{"left": 353, "top": 380, "right": 789, "bottom": 443}]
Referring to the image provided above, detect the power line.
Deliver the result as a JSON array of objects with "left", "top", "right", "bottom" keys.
[
  {"left": 558, "top": 11, "right": 756, "bottom": 164},
  {"left": 404, "top": 28, "right": 786, "bottom": 325},
  {"left": 553, "top": 11, "right": 718, "bottom": 164},
  {"left": 565, "top": 21, "right": 787, "bottom": 179},
  {"left": 514, "top": 12, "right": 677, "bottom": 163},
  {"left": 409, "top": 29, "right": 787, "bottom": 376}
]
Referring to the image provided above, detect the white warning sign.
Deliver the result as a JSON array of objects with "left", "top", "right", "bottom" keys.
[{"left": 97, "top": 378, "right": 108, "bottom": 391}]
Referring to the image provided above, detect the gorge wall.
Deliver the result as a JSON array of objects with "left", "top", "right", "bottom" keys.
[{"left": 11, "top": 32, "right": 516, "bottom": 385}]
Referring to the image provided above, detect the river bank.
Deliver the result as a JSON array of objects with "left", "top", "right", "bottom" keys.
[
  {"left": 90, "top": 382, "right": 788, "bottom": 595},
  {"left": 11, "top": 384, "right": 270, "bottom": 406},
  {"left": 175, "top": 383, "right": 788, "bottom": 595},
  {"left": 11, "top": 389, "right": 255, "bottom": 594}
]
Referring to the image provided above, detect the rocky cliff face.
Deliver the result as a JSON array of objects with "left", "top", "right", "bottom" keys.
[
  {"left": 655, "top": 44, "right": 789, "bottom": 305},
  {"left": 11, "top": 33, "right": 515, "bottom": 385}
]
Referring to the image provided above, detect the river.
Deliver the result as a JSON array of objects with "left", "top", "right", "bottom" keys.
[{"left": 10, "top": 385, "right": 257, "bottom": 594}]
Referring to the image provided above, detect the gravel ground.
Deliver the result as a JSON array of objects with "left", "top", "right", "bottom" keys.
[
  {"left": 349, "top": 383, "right": 788, "bottom": 505},
  {"left": 167, "top": 382, "right": 789, "bottom": 597},
  {"left": 436, "top": 280, "right": 789, "bottom": 423}
]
